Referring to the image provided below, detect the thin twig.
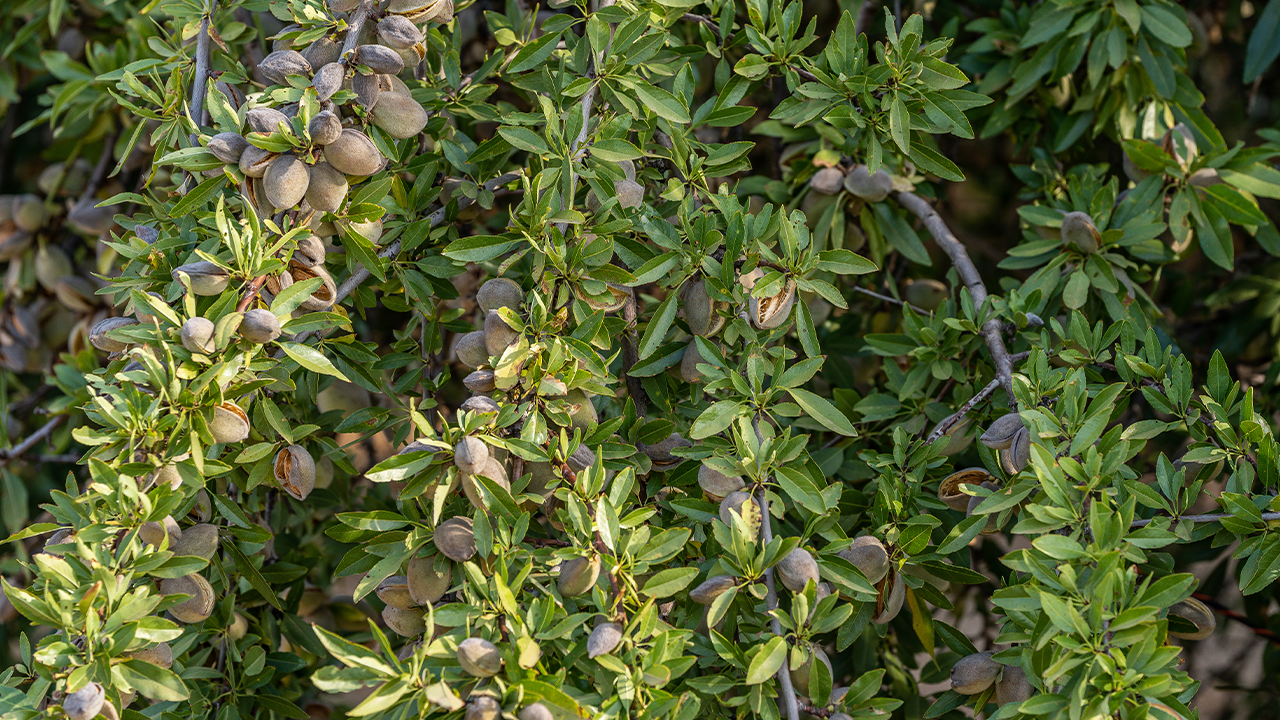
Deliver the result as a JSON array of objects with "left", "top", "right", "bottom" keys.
[
  {"left": 0, "top": 416, "right": 67, "bottom": 466},
  {"left": 620, "top": 291, "right": 648, "bottom": 418},
  {"left": 852, "top": 285, "right": 928, "bottom": 314},
  {"left": 79, "top": 133, "right": 119, "bottom": 204},
  {"left": 1130, "top": 512, "right": 1280, "bottom": 528},
  {"left": 926, "top": 351, "right": 1032, "bottom": 443},
  {"left": 894, "top": 191, "right": 1015, "bottom": 401},
  {"left": 235, "top": 275, "right": 268, "bottom": 312},
  {"left": 682, "top": 13, "right": 735, "bottom": 43}
]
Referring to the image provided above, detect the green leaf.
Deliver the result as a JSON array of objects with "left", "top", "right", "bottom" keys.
[
  {"left": 789, "top": 388, "right": 857, "bottom": 436},
  {"left": 815, "top": 249, "right": 877, "bottom": 274},
  {"left": 116, "top": 659, "right": 189, "bottom": 701},
  {"left": 1203, "top": 184, "right": 1269, "bottom": 225},
  {"left": 591, "top": 138, "right": 643, "bottom": 162},
  {"left": 745, "top": 635, "right": 787, "bottom": 685},
  {"left": 508, "top": 33, "right": 563, "bottom": 74},
  {"left": 642, "top": 567, "right": 699, "bottom": 597},
  {"left": 1245, "top": 0, "right": 1280, "bottom": 82},
  {"left": 631, "top": 82, "right": 691, "bottom": 124},
  {"left": 637, "top": 290, "right": 679, "bottom": 358},
  {"left": 278, "top": 342, "right": 348, "bottom": 380},
  {"left": 225, "top": 540, "right": 283, "bottom": 610},
  {"left": 443, "top": 235, "right": 521, "bottom": 263},
  {"left": 691, "top": 401, "right": 743, "bottom": 440},
  {"left": 908, "top": 141, "right": 965, "bottom": 182},
  {"left": 1140, "top": 4, "right": 1193, "bottom": 48},
  {"left": 498, "top": 127, "right": 549, "bottom": 155},
  {"left": 888, "top": 96, "right": 910, "bottom": 153},
  {"left": 170, "top": 176, "right": 227, "bottom": 217},
  {"left": 270, "top": 277, "right": 324, "bottom": 316}
]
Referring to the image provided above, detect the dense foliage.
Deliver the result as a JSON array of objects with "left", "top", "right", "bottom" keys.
[{"left": 3, "top": 1, "right": 1280, "bottom": 720}]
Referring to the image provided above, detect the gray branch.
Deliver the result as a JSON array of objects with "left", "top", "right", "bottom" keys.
[
  {"left": 188, "top": 1, "right": 218, "bottom": 142},
  {"left": 1131, "top": 512, "right": 1280, "bottom": 528},
  {"left": 894, "top": 191, "right": 1015, "bottom": 400}
]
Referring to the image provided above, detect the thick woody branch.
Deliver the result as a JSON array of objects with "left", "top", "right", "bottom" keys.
[
  {"left": 756, "top": 487, "right": 800, "bottom": 720},
  {"left": 752, "top": 416, "right": 799, "bottom": 720},
  {"left": 340, "top": 1, "right": 372, "bottom": 56},
  {"left": 894, "top": 191, "right": 1015, "bottom": 400},
  {"left": 188, "top": 2, "right": 217, "bottom": 141}
]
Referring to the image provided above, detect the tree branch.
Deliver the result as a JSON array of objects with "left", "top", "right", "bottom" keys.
[
  {"left": 855, "top": 0, "right": 880, "bottom": 37},
  {"left": 188, "top": 1, "right": 217, "bottom": 142},
  {"left": 340, "top": 1, "right": 372, "bottom": 56},
  {"left": 894, "top": 191, "right": 1015, "bottom": 400},
  {"left": 1131, "top": 512, "right": 1280, "bottom": 528},
  {"left": 926, "top": 350, "right": 1032, "bottom": 443},
  {"left": 0, "top": 416, "right": 67, "bottom": 466},
  {"left": 752, "top": 415, "right": 799, "bottom": 720},
  {"left": 852, "top": 285, "right": 928, "bottom": 314},
  {"left": 756, "top": 486, "right": 800, "bottom": 720}
]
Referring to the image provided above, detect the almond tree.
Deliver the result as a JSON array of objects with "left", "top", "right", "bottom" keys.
[{"left": 3, "top": 2, "right": 1280, "bottom": 720}]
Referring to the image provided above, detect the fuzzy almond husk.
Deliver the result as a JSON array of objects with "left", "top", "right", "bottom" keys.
[
  {"left": 994, "top": 665, "right": 1033, "bottom": 706},
  {"left": 587, "top": 623, "right": 622, "bottom": 658},
  {"left": 376, "top": 575, "right": 418, "bottom": 609},
  {"left": 208, "top": 132, "right": 249, "bottom": 163},
  {"left": 697, "top": 463, "right": 744, "bottom": 502},
  {"left": 264, "top": 154, "right": 310, "bottom": 210},
  {"left": 838, "top": 535, "right": 889, "bottom": 585},
  {"left": 980, "top": 413, "right": 1024, "bottom": 450},
  {"left": 435, "top": 517, "right": 476, "bottom": 561},
  {"left": 371, "top": 92, "right": 429, "bottom": 139},
  {"left": 457, "top": 637, "right": 502, "bottom": 677},
  {"left": 161, "top": 574, "right": 215, "bottom": 623},
  {"left": 557, "top": 555, "right": 601, "bottom": 597},
  {"left": 776, "top": 548, "right": 820, "bottom": 593},
  {"left": 476, "top": 278, "right": 523, "bottom": 313},
  {"left": 89, "top": 317, "right": 138, "bottom": 353},
  {"left": 455, "top": 330, "right": 490, "bottom": 368},
  {"left": 181, "top": 316, "right": 216, "bottom": 354},
  {"left": 690, "top": 575, "right": 736, "bottom": 604},
  {"left": 843, "top": 164, "right": 893, "bottom": 201},
  {"left": 382, "top": 604, "right": 426, "bottom": 636},
  {"left": 951, "top": 652, "right": 1000, "bottom": 694},
  {"left": 62, "top": 683, "right": 105, "bottom": 720},
  {"left": 718, "top": 491, "right": 761, "bottom": 538},
  {"left": 171, "top": 524, "right": 219, "bottom": 560},
  {"left": 749, "top": 278, "right": 796, "bottom": 329},
  {"left": 407, "top": 555, "right": 451, "bottom": 605},
  {"left": 453, "top": 436, "right": 489, "bottom": 474},
  {"left": 239, "top": 309, "right": 282, "bottom": 344},
  {"left": 323, "top": 129, "right": 384, "bottom": 176},
  {"left": 210, "top": 402, "right": 250, "bottom": 444}
]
